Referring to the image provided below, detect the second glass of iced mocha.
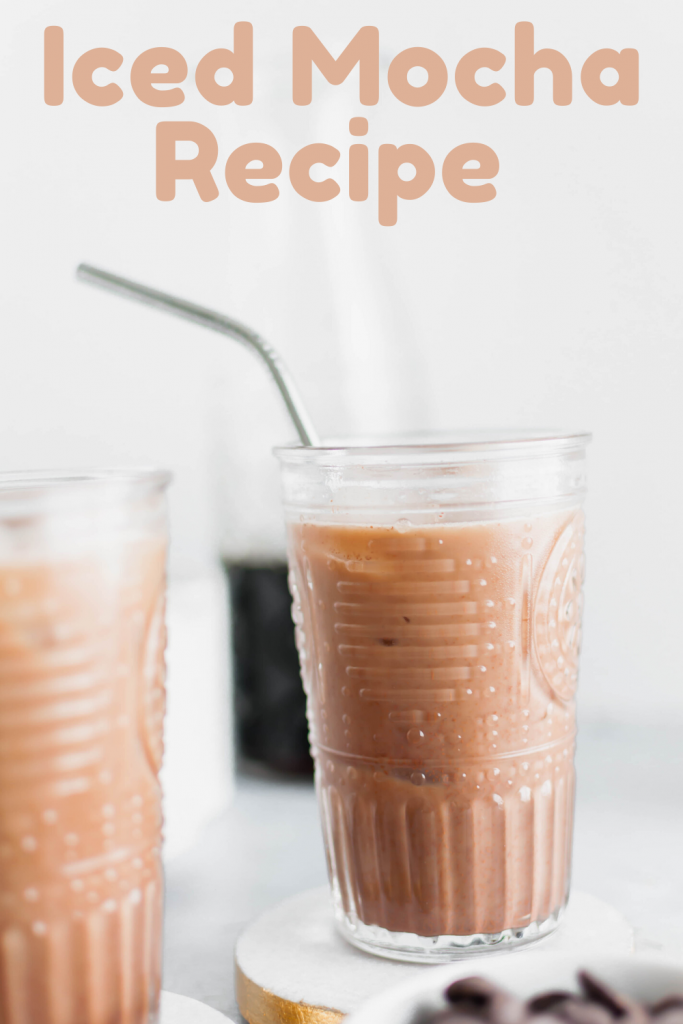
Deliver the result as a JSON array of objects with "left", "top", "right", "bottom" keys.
[{"left": 277, "top": 432, "right": 589, "bottom": 962}]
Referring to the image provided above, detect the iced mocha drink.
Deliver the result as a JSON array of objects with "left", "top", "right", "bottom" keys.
[
  {"left": 278, "top": 433, "right": 588, "bottom": 960},
  {"left": 0, "top": 473, "right": 169, "bottom": 1023}
]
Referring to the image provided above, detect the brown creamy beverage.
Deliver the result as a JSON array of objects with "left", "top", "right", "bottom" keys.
[
  {"left": 0, "top": 474, "right": 168, "bottom": 1024},
  {"left": 279, "top": 433, "right": 589, "bottom": 959},
  {"left": 289, "top": 510, "right": 584, "bottom": 947}
]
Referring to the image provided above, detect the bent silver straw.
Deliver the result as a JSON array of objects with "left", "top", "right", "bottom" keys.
[{"left": 76, "top": 263, "right": 320, "bottom": 448}]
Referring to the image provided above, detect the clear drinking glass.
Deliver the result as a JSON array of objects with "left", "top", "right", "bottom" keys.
[
  {"left": 276, "top": 432, "right": 590, "bottom": 962},
  {"left": 0, "top": 470, "right": 170, "bottom": 1022}
]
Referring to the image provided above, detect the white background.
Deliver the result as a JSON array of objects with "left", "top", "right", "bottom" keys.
[{"left": 1, "top": 0, "right": 682, "bottom": 724}]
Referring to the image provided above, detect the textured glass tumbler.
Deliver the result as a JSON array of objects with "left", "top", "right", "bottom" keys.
[
  {"left": 277, "top": 433, "right": 589, "bottom": 962},
  {"left": 0, "top": 471, "right": 170, "bottom": 1023}
]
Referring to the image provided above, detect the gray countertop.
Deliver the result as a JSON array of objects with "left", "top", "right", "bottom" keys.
[{"left": 163, "top": 722, "right": 683, "bottom": 1022}]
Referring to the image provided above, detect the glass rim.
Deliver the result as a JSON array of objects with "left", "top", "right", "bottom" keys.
[
  {"left": 0, "top": 468, "right": 172, "bottom": 501},
  {"left": 275, "top": 429, "right": 592, "bottom": 463}
]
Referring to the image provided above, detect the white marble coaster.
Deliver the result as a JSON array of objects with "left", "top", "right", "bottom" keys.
[
  {"left": 161, "top": 990, "right": 233, "bottom": 1022},
  {"left": 235, "top": 887, "right": 634, "bottom": 1020}
]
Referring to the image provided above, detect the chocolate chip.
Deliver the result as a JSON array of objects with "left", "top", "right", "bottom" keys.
[
  {"left": 445, "top": 977, "right": 525, "bottom": 1024},
  {"left": 652, "top": 1000, "right": 683, "bottom": 1017},
  {"left": 577, "top": 973, "right": 649, "bottom": 1024},
  {"left": 380, "top": 638, "right": 396, "bottom": 646},
  {"left": 578, "top": 973, "right": 629, "bottom": 1016},
  {"left": 529, "top": 993, "right": 575, "bottom": 1014},
  {"left": 446, "top": 976, "right": 498, "bottom": 1009}
]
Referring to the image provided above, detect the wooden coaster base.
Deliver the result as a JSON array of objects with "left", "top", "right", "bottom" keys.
[{"left": 235, "top": 887, "right": 634, "bottom": 1024}]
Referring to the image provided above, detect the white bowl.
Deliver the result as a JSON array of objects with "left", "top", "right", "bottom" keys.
[{"left": 345, "top": 952, "right": 683, "bottom": 1024}]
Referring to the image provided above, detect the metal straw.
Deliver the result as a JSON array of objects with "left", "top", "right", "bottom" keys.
[{"left": 76, "top": 264, "right": 320, "bottom": 447}]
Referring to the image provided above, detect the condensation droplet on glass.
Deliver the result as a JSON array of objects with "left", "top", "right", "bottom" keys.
[
  {"left": 487, "top": 768, "right": 500, "bottom": 780},
  {"left": 341, "top": 686, "right": 350, "bottom": 697},
  {"left": 31, "top": 921, "right": 47, "bottom": 936},
  {"left": 342, "top": 714, "right": 351, "bottom": 725},
  {"left": 102, "top": 899, "right": 117, "bottom": 914},
  {"left": 20, "top": 837, "right": 37, "bottom": 853},
  {"left": 394, "top": 519, "right": 411, "bottom": 534},
  {"left": 520, "top": 786, "right": 531, "bottom": 802},
  {"left": 129, "top": 889, "right": 142, "bottom": 905},
  {"left": 478, "top": 579, "right": 487, "bottom": 587},
  {"left": 492, "top": 793, "right": 504, "bottom": 807},
  {"left": 42, "top": 810, "right": 58, "bottom": 825},
  {"left": 410, "top": 771, "right": 426, "bottom": 786},
  {"left": 346, "top": 767, "right": 357, "bottom": 781},
  {"left": 23, "top": 888, "right": 38, "bottom": 903},
  {"left": 407, "top": 728, "right": 425, "bottom": 745}
]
